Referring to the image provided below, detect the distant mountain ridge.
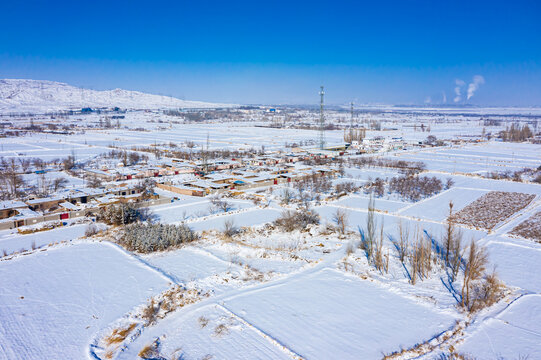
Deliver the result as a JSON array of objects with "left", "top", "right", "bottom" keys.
[{"left": 0, "top": 79, "right": 232, "bottom": 112}]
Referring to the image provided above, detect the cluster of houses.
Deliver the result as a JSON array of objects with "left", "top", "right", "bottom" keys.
[
  {"left": 0, "top": 185, "right": 169, "bottom": 230},
  {"left": 156, "top": 165, "right": 335, "bottom": 197},
  {"left": 0, "top": 134, "right": 428, "bottom": 231}
]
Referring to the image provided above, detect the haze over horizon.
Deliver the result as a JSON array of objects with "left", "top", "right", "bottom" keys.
[{"left": 1, "top": 0, "right": 540, "bottom": 106}]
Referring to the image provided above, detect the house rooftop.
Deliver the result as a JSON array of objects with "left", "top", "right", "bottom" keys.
[{"left": 0, "top": 200, "right": 27, "bottom": 210}]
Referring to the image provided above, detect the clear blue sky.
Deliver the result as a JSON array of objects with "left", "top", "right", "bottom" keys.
[{"left": 1, "top": 0, "right": 540, "bottom": 105}]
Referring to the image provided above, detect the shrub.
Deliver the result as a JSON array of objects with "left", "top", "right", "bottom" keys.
[
  {"left": 104, "top": 323, "right": 137, "bottom": 346},
  {"left": 85, "top": 223, "right": 99, "bottom": 237},
  {"left": 138, "top": 339, "right": 160, "bottom": 359},
  {"left": 222, "top": 219, "right": 239, "bottom": 238},
  {"left": 214, "top": 323, "right": 229, "bottom": 337},
  {"left": 119, "top": 223, "right": 198, "bottom": 253},
  {"left": 141, "top": 299, "right": 158, "bottom": 325},
  {"left": 198, "top": 316, "right": 209, "bottom": 328},
  {"left": 333, "top": 208, "right": 348, "bottom": 235},
  {"left": 273, "top": 209, "right": 319, "bottom": 232}
]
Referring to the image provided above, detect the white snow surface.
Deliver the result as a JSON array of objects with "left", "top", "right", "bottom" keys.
[{"left": 0, "top": 242, "right": 171, "bottom": 360}]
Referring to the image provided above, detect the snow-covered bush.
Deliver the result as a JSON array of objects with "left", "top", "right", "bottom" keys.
[
  {"left": 273, "top": 209, "right": 319, "bottom": 232},
  {"left": 222, "top": 219, "right": 239, "bottom": 238},
  {"left": 119, "top": 223, "right": 198, "bottom": 253},
  {"left": 85, "top": 223, "right": 99, "bottom": 237}
]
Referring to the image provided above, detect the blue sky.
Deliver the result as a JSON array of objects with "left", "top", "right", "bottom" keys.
[{"left": 1, "top": 0, "right": 540, "bottom": 105}]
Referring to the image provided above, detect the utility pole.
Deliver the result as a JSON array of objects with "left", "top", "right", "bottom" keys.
[
  {"left": 350, "top": 101, "right": 354, "bottom": 129},
  {"left": 319, "top": 86, "right": 325, "bottom": 150},
  {"left": 202, "top": 133, "right": 210, "bottom": 174}
]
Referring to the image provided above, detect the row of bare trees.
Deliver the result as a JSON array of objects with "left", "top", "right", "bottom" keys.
[
  {"left": 349, "top": 157, "right": 426, "bottom": 175},
  {"left": 101, "top": 149, "right": 148, "bottom": 166},
  {"left": 293, "top": 172, "right": 333, "bottom": 204},
  {"left": 499, "top": 123, "right": 533, "bottom": 142},
  {"left": 0, "top": 158, "right": 72, "bottom": 199},
  {"left": 388, "top": 175, "right": 447, "bottom": 201},
  {"left": 359, "top": 198, "right": 504, "bottom": 312},
  {"left": 359, "top": 194, "right": 389, "bottom": 273}
]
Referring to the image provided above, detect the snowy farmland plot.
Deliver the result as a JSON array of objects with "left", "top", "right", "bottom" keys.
[
  {"left": 1, "top": 100, "right": 541, "bottom": 360},
  {"left": 0, "top": 242, "right": 171, "bottom": 360}
]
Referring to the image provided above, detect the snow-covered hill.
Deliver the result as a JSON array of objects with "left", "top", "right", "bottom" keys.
[{"left": 0, "top": 79, "right": 233, "bottom": 113}]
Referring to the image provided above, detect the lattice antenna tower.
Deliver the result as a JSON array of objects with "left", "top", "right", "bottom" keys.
[{"left": 319, "top": 86, "right": 326, "bottom": 149}]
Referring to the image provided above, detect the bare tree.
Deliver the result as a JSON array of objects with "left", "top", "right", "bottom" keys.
[
  {"left": 2, "top": 158, "right": 25, "bottom": 197},
  {"left": 62, "top": 156, "right": 75, "bottom": 171},
  {"left": 333, "top": 208, "right": 348, "bottom": 235},
  {"left": 461, "top": 240, "right": 488, "bottom": 311},
  {"left": 88, "top": 175, "right": 103, "bottom": 188},
  {"left": 32, "top": 158, "right": 45, "bottom": 171},
  {"left": 397, "top": 220, "right": 409, "bottom": 264},
  {"left": 280, "top": 188, "right": 294, "bottom": 205},
  {"left": 53, "top": 177, "right": 69, "bottom": 192},
  {"left": 136, "top": 178, "right": 156, "bottom": 200},
  {"left": 18, "top": 158, "right": 31, "bottom": 173},
  {"left": 450, "top": 231, "right": 463, "bottom": 282},
  {"left": 374, "top": 223, "right": 385, "bottom": 272},
  {"left": 444, "top": 201, "right": 455, "bottom": 265},
  {"left": 210, "top": 195, "right": 232, "bottom": 213},
  {"left": 362, "top": 192, "right": 376, "bottom": 261}
]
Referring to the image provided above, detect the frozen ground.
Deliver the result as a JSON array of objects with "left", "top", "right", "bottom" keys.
[
  {"left": 153, "top": 199, "right": 255, "bottom": 223},
  {"left": 458, "top": 294, "right": 541, "bottom": 359},
  {"left": 187, "top": 208, "right": 282, "bottom": 231},
  {"left": 0, "top": 223, "right": 87, "bottom": 255},
  {"left": 223, "top": 268, "right": 457, "bottom": 359},
  {"left": 0, "top": 242, "right": 171, "bottom": 360}
]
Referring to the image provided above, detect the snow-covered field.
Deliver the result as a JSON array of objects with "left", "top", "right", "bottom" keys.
[
  {"left": 386, "top": 142, "right": 541, "bottom": 174},
  {"left": 1, "top": 104, "right": 541, "bottom": 359},
  {"left": 458, "top": 294, "right": 541, "bottom": 359},
  {"left": 0, "top": 223, "right": 87, "bottom": 255},
  {"left": 0, "top": 242, "right": 171, "bottom": 360}
]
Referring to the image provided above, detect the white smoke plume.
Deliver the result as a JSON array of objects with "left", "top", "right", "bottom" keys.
[
  {"left": 454, "top": 79, "right": 465, "bottom": 102},
  {"left": 467, "top": 75, "right": 485, "bottom": 100},
  {"left": 442, "top": 91, "right": 447, "bottom": 104}
]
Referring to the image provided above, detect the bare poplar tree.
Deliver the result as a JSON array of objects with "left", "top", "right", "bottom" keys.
[{"left": 461, "top": 240, "right": 488, "bottom": 311}]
